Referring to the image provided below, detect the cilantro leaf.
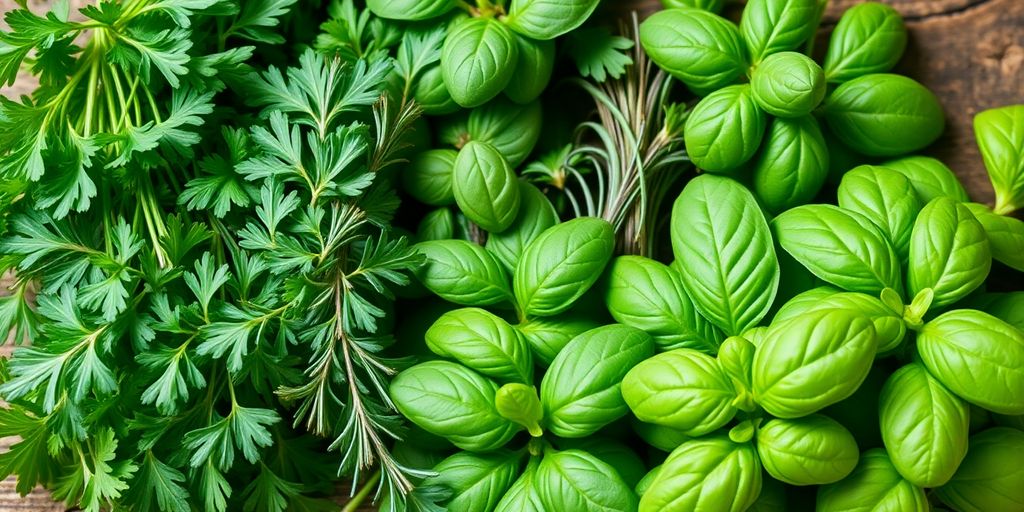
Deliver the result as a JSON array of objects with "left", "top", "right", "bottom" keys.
[{"left": 565, "top": 26, "right": 635, "bottom": 82}]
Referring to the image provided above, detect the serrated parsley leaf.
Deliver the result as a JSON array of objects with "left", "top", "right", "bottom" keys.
[
  {"left": 51, "top": 428, "right": 138, "bottom": 512},
  {"left": 565, "top": 26, "right": 635, "bottom": 82},
  {"left": 184, "top": 405, "right": 280, "bottom": 470},
  {"left": 123, "top": 451, "right": 191, "bottom": 512}
]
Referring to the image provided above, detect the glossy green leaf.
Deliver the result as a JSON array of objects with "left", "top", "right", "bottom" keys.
[
  {"left": 414, "top": 239, "right": 513, "bottom": 306},
  {"left": 752, "top": 115, "right": 829, "bottom": 214},
  {"left": 467, "top": 98, "right": 543, "bottom": 168},
  {"left": 486, "top": 181, "right": 558, "bottom": 272},
  {"left": 413, "top": 64, "right": 459, "bottom": 115},
  {"left": 880, "top": 155, "right": 970, "bottom": 203},
  {"left": 974, "top": 104, "right": 1024, "bottom": 214},
  {"left": 908, "top": 197, "right": 991, "bottom": 308},
  {"left": 661, "top": 0, "right": 725, "bottom": 13},
  {"left": 935, "top": 428, "right": 1024, "bottom": 512},
  {"left": 639, "top": 9, "right": 748, "bottom": 95},
  {"left": 750, "top": 52, "right": 825, "bottom": 118},
  {"left": 505, "top": 35, "right": 555, "bottom": 104},
  {"left": 823, "top": 2, "right": 907, "bottom": 82},
  {"left": 494, "top": 457, "right": 544, "bottom": 512},
  {"left": 816, "top": 449, "right": 929, "bottom": 512},
  {"left": 515, "top": 314, "right": 600, "bottom": 366},
  {"left": 536, "top": 449, "right": 639, "bottom": 512},
  {"left": 554, "top": 437, "right": 648, "bottom": 489},
  {"left": 640, "top": 436, "right": 761, "bottom": 512},
  {"left": 495, "top": 383, "right": 543, "bottom": 437},
  {"left": 633, "top": 421, "right": 690, "bottom": 453},
  {"left": 366, "top": 0, "right": 457, "bottom": 20},
  {"left": 452, "top": 141, "right": 521, "bottom": 233},
  {"left": 964, "top": 203, "right": 1024, "bottom": 271},
  {"left": 757, "top": 414, "right": 859, "bottom": 485},
  {"left": 505, "top": 0, "right": 602, "bottom": 40},
  {"left": 740, "top": 0, "right": 819, "bottom": 62},
  {"left": 775, "top": 290, "right": 906, "bottom": 355},
  {"left": 969, "top": 292, "right": 1024, "bottom": 331},
  {"left": 441, "top": 18, "right": 518, "bottom": 107},
  {"left": 422, "top": 450, "right": 522, "bottom": 511},
  {"left": 402, "top": 149, "right": 456, "bottom": 206},
  {"left": 425, "top": 308, "right": 533, "bottom": 383},
  {"left": 416, "top": 207, "right": 455, "bottom": 241},
  {"left": 684, "top": 85, "right": 767, "bottom": 172},
  {"left": 838, "top": 164, "right": 923, "bottom": 260}
]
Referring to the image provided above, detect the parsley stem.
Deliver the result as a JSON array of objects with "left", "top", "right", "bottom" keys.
[{"left": 342, "top": 469, "right": 380, "bottom": 512}]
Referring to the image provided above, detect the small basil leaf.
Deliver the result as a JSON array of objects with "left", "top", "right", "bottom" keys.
[
  {"left": 684, "top": 84, "right": 768, "bottom": 172},
  {"left": 671, "top": 175, "right": 779, "bottom": 335},
  {"left": 741, "top": 0, "right": 819, "bottom": 62},
  {"left": 505, "top": 34, "right": 555, "bottom": 104},
  {"left": 964, "top": 203, "right": 1024, "bottom": 272},
  {"left": 467, "top": 98, "right": 543, "bottom": 168},
  {"left": 414, "top": 239, "right": 513, "bottom": 306},
  {"left": 495, "top": 383, "right": 544, "bottom": 436},
  {"left": 504, "top": 0, "right": 602, "bottom": 41},
  {"left": 622, "top": 349, "right": 737, "bottom": 436},
  {"left": 425, "top": 308, "right": 533, "bottom": 383},
  {"left": 907, "top": 197, "right": 991, "bottom": 308},
  {"left": 422, "top": 450, "right": 522, "bottom": 511},
  {"left": 640, "top": 436, "right": 761, "bottom": 512},
  {"left": 416, "top": 207, "right": 455, "bottom": 241},
  {"left": 716, "top": 336, "right": 755, "bottom": 398},
  {"left": 823, "top": 2, "right": 907, "bottom": 82},
  {"left": 816, "top": 449, "right": 929, "bottom": 512},
  {"left": 514, "top": 217, "right": 615, "bottom": 317},
  {"left": 441, "top": 18, "right": 518, "bottom": 107},
  {"left": 605, "top": 255, "right": 723, "bottom": 353},
  {"left": 390, "top": 361, "right": 519, "bottom": 451},
  {"left": 515, "top": 314, "right": 600, "bottom": 366},
  {"left": 752, "top": 115, "right": 829, "bottom": 214},
  {"left": 974, "top": 104, "right": 1024, "bottom": 214},
  {"left": 917, "top": 310, "right": 1024, "bottom": 415},
  {"left": 823, "top": 74, "right": 944, "bottom": 157},
  {"left": 486, "top": 181, "right": 558, "bottom": 272},
  {"left": 402, "top": 149, "right": 456, "bottom": 206},
  {"left": 639, "top": 9, "right": 748, "bottom": 95},
  {"left": 753, "top": 309, "right": 878, "bottom": 418},
  {"left": 536, "top": 449, "right": 639, "bottom": 511},
  {"left": 935, "top": 428, "right": 1024, "bottom": 512},
  {"left": 757, "top": 414, "right": 859, "bottom": 485},
  {"left": 366, "top": 0, "right": 457, "bottom": 20},
  {"left": 413, "top": 64, "right": 459, "bottom": 115},
  {"left": 453, "top": 141, "right": 522, "bottom": 233},
  {"left": 750, "top": 51, "right": 825, "bottom": 118},
  {"left": 880, "top": 155, "right": 970, "bottom": 203},
  {"left": 773, "top": 204, "right": 902, "bottom": 295},
  {"left": 541, "top": 325, "right": 654, "bottom": 438},
  {"left": 879, "top": 362, "right": 969, "bottom": 488},
  {"left": 838, "top": 164, "right": 923, "bottom": 260}
]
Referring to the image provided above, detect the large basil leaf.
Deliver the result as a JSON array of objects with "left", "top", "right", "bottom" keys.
[
  {"left": 514, "top": 217, "right": 615, "bottom": 317},
  {"left": 605, "top": 255, "right": 723, "bottom": 353},
  {"left": 554, "top": 437, "right": 647, "bottom": 489},
  {"left": 636, "top": 465, "right": 661, "bottom": 498},
  {"left": 907, "top": 197, "right": 991, "bottom": 308},
  {"left": 750, "top": 52, "right": 825, "bottom": 118},
  {"left": 366, "top": 0, "right": 456, "bottom": 20},
  {"left": 965, "top": 203, "right": 1024, "bottom": 272},
  {"left": 515, "top": 313, "right": 599, "bottom": 366},
  {"left": 756, "top": 414, "right": 859, "bottom": 485},
  {"left": 823, "top": 2, "right": 906, "bottom": 82},
  {"left": 441, "top": 18, "right": 518, "bottom": 107},
  {"left": 753, "top": 309, "right": 878, "bottom": 418},
  {"left": 453, "top": 141, "right": 521, "bottom": 233},
  {"left": 684, "top": 85, "right": 768, "bottom": 172},
  {"left": 662, "top": 0, "right": 724, "bottom": 13},
  {"left": 467, "top": 98, "right": 543, "bottom": 168},
  {"left": 414, "top": 239, "right": 513, "bottom": 306},
  {"left": 390, "top": 361, "right": 519, "bottom": 451},
  {"left": 622, "top": 349, "right": 737, "bottom": 436},
  {"left": 935, "top": 428, "right": 1024, "bottom": 512},
  {"left": 975, "top": 104, "right": 1024, "bottom": 214},
  {"left": 773, "top": 204, "right": 901, "bottom": 295},
  {"left": 772, "top": 286, "right": 840, "bottom": 322},
  {"left": 402, "top": 149, "right": 456, "bottom": 206},
  {"left": 879, "top": 362, "right": 969, "bottom": 488},
  {"left": 917, "top": 310, "right": 1024, "bottom": 415},
  {"left": 640, "top": 436, "right": 761, "bottom": 512},
  {"left": 880, "top": 155, "right": 970, "bottom": 203},
  {"left": 486, "top": 181, "right": 558, "bottom": 272},
  {"left": 505, "top": 0, "right": 602, "bottom": 41},
  {"left": 823, "top": 74, "right": 944, "bottom": 157},
  {"left": 752, "top": 115, "right": 829, "bottom": 214},
  {"left": 505, "top": 34, "right": 555, "bottom": 105},
  {"left": 541, "top": 325, "right": 654, "bottom": 438},
  {"left": 426, "top": 308, "right": 533, "bottom": 383},
  {"left": 423, "top": 450, "right": 522, "bottom": 511},
  {"left": 413, "top": 64, "right": 459, "bottom": 115},
  {"left": 671, "top": 175, "right": 779, "bottom": 335},
  {"left": 417, "top": 207, "right": 455, "bottom": 242},
  {"left": 838, "top": 164, "right": 923, "bottom": 260},
  {"left": 495, "top": 457, "right": 544, "bottom": 512},
  {"left": 816, "top": 449, "right": 929, "bottom": 512},
  {"left": 740, "top": 0, "right": 819, "bottom": 62},
  {"left": 775, "top": 290, "right": 906, "bottom": 355},
  {"left": 639, "top": 9, "right": 748, "bottom": 95},
  {"left": 535, "top": 449, "right": 638, "bottom": 511}
]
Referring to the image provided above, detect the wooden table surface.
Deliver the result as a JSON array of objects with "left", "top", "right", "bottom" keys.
[{"left": 1, "top": 0, "right": 1022, "bottom": 511}]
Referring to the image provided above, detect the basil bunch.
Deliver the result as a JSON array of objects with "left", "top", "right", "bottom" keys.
[{"left": 640, "top": 1, "right": 944, "bottom": 213}]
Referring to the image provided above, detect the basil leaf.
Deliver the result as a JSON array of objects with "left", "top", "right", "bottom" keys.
[
  {"left": 823, "top": 2, "right": 907, "bottom": 82},
  {"left": 969, "top": 292, "right": 1024, "bottom": 331},
  {"left": 505, "top": 34, "right": 555, "bottom": 104},
  {"left": 880, "top": 155, "right": 970, "bottom": 203},
  {"left": 453, "top": 140, "right": 521, "bottom": 233},
  {"left": 413, "top": 64, "right": 459, "bottom": 115},
  {"left": 416, "top": 207, "right": 455, "bottom": 241},
  {"left": 605, "top": 255, "right": 723, "bottom": 353},
  {"left": 964, "top": 203, "right": 1024, "bottom": 272},
  {"left": 917, "top": 310, "right": 1024, "bottom": 415},
  {"left": 752, "top": 115, "right": 829, "bottom": 214},
  {"left": 639, "top": 9, "right": 748, "bottom": 95},
  {"left": 935, "top": 428, "right": 1024, "bottom": 512},
  {"left": 414, "top": 239, "right": 513, "bottom": 306},
  {"left": 716, "top": 336, "right": 756, "bottom": 398},
  {"left": 495, "top": 457, "right": 544, "bottom": 512},
  {"left": 422, "top": 450, "right": 522, "bottom": 511},
  {"left": 515, "top": 314, "right": 600, "bottom": 366},
  {"left": 640, "top": 436, "right": 761, "bottom": 512},
  {"left": 740, "top": 0, "right": 819, "bottom": 62},
  {"left": 390, "top": 361, "right": 520, "bottom": 451},
  {"left": 633, "top": 421, "right": 689, "bottom": 453},
  {"left": 366, "top": 0, "right": 457, "bottom": 21},
  {"left": 776, "top": 290, "right": 906, "bottom": 355},
  {"left": 514, "top": 217, "right": 615, "bottom": 317},
  {"left": 635, "top": 465, "right": 661, "bottom": 498},
  {"left": 486, "top": 181, "right": 558, "bottom": 272},
  {"left": 554, "top": 437, "right": 647, "bottom": 489},
  {"left": 505, "top": 0, "right": 602, "bottom": 41},
  {"left": 907, "top": 197, "right": 991, "bottom": 308},
  {"left": 425, "top": 308, "right": 533, "bottom": 383},
  {"left": 662, "top": 0, "right": 725, "bottom": 13},
  {"left": 838, "top": 164, "right": 923, "bottom": 260},
  {"left": 824, "top": 74, "right": 944, "bottom": 157},
  {"left": 753, "top": 309, "right": 878, "bottom": 418},
  {"left": 684, "top": 84, "right": 768, "bottom": 172},
  {"left": 750, "top": 52, "right": 825, "bottom": 118},
  {"left": 468, "top": 97, "right": 543, "bottom": 168},
  {"left": 402, "top": 149, "right": 456, "bottom": 206},
  {"left": 772, "top": 286, "right": 841, "bottom": 322},
  {"left": 816, "top": 449, "right": 929, "bottom": 512},
  {"left": 541, "top": 324, "right": 654, "bottom": 438},
  {"left": 879, "top": 362, "right": 969, "bottom": 488},
  {"left": 974, "top": 104, "right": 1024, "bottom": 214},
  {"left": 623, "top": 349, "right": 738, "bottom": 436},
  {"left": 773, "top": 204, "right": 902, "bottom": 295},
  {"left": 536, "top": 449, "right": 639, "bottom": 512},
  {"left": 495, "top": 383, "right": 543, "bottom": 436},
  {"left": 671, "top": 175, "right": 779, "bottom": 335},
  {"left": 441, "top": 18, "right": 518, "bottom": 107},
  {"left": 757, "top": 414, "right": 859, "bottom": 485}
]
